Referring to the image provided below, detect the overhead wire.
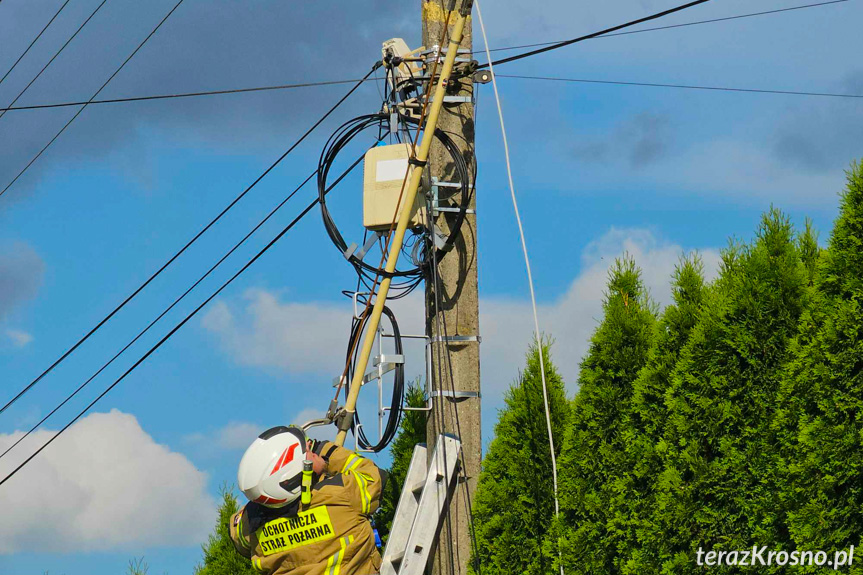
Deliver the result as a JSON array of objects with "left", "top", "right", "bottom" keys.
[
  {"left": 483, "top": 0, "right": 852, "bottom": 54},
  {"left": 0, "top": 0, "right": 72, "bottom": 88},
  {"left": 0, "top": 188, "right": 326, "bottom": 487},
  {"left": 0, "top": 65, "right": 379, "bottom": 419},
  {"left": 0, "top": 0, "right": 182, "bottom": 199},
  {"left": 0, "top": 78, "right": 376, "bottom": 113},
  {"left": 497, "top": 74, "right": 863, "bottom": 100},
  {"left": 0, "top": 0, "right": 855, "bottom": 116},
  {"left": 479, "top": 0, "right": 714, "bottom": 68},
  {"left": 476, "top": 2, "right": 563, "bottom": 574},
  {"left": 0, "top": 154, "right": 367, "bottom": 463},
  {"left": 0, "top": 0, "right": 109, "bottom": 122}
]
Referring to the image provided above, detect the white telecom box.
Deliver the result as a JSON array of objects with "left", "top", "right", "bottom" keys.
[{"left": 363, "top": 143, "right": 425, "bottom": 231}]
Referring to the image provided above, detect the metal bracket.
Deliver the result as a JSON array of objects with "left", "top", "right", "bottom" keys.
[
  {"left": 350, "top": 291, "right": 373, "bottom": 319},
  {"left": 431, "top": 177, "right": 475, "bottom": 216},
  {"left": 431, "top": 225, "right": 449, "bottom": 251},
  {"left": 364, "top": 354, "right": 405, "bottom": 385},
  {"left": 428, "top": 335, "right": 481, "bottom": 344},
  {"left": 429, "top": 390, "right": 481, "bottom": 400},
  {"left": 352, "top": 231, "right": 383, "bottom": 261},
  {"left": 375, "top": 354, "right": 405, "bottom": 366},
  {"left": 421, "top": 45, "right": 471, "bottom": 64}
]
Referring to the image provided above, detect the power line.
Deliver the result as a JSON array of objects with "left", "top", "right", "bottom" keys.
[
  {"left": 0, "top": 0, "right": 182, "bottom": 200},
  {"left": 484, "top": 0, "right": 851, "bottom": 54},
  {"left": 0, "top": 0, "right": 72, "bottom": 88},
  {"left": 0, "top": 0, "right": 109, "bottom": 122},
  {"left": 3, "top": 0, "right": 852, "bottom": 115},
  {"left": 0, "top": 78, "right": 373, "bottom": 112},
  {"left": 497, "top": 74, "right": 863, "bottom": 99},
  {"left": 0, "top": 65, "right": 378, "bottom": 418},
  {"left": 480, "top": 0, "right": 714, "bottom": 68},
  {"left": 0, "top": 149, "right": 368, "bottom": 463},
  {"left": 0, "top": 188, "right": 327, "bottom": 488}
]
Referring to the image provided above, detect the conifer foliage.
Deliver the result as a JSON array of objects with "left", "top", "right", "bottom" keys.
[
  {"left": 777, "top": 163, "right": 863, "bottom": 568},
  {"left": 195, "top": 487, "right": 257, "bottom": 575},
  {"left": 557, "top": 257, "right": 657, "bottom": 575},
  {"left": 656, "top": 209, "right": 810, "bottom": 572},
  {"left": 472, "top": 341, "right": 571, "bottom": 575},
  {"left": 623, "top": 255, "right": 708, "bottom": 573}
]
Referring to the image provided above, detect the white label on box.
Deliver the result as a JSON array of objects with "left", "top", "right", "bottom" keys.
[{"left": 376, "top": 158, "right": 409, "bottom": 182}]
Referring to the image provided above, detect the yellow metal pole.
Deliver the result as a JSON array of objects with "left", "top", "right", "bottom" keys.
[{"left": 336, "top": 9, "right": 469, "bottom": 447}]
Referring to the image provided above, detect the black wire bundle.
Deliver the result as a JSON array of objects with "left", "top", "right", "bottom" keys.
[
  {"left": 343, "top": 304, "right": 405, "bottom": 452},
  {"left": 317, "top": 112, "right": 472, "bottom": 298}
]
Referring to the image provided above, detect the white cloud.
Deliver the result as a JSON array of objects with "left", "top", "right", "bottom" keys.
[
  {"left": 216, "top": 421, "right": 262, "bottom": 450},
  {"left": 4, "top": 329, "right": 33, "bottom": 348},
  {"left": 0, "top": 410, "right": 216, "bottom": 554},
  {"left": 479, "top": 228, "right": 721, "bottom": 395},
  {"left": 202, "top": 228, "right": 720, "bottom": 406},
  {"left": 185, "top": 410, "right": 339, "bottom": 458},
  {"left": 201, "top": 291, "right": 354, "bottom": 374}
]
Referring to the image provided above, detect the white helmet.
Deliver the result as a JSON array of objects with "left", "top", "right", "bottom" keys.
[{"left": 238, "top": 426, "right": 307, "bottom": 507}]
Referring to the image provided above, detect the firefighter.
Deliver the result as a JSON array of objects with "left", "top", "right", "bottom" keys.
[{"left": 228, "top": 425, "right": 387, "bottom": 574}]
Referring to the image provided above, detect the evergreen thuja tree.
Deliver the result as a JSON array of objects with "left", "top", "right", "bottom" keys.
[
  {"left": 195, "top": 487, "right": 257, "bottom": 575},
  {"left": 774, "top": 162, "right": 863, "bottom": 573},
  {"left": 558, "top": 257, "right": 657, "bottom": 575},
  {"left": 621, "top": 255, "right": 708, "bottom": 574},
  {"left": 656, "top": 209, "right": 810, "bottom": 573},
  {"left": 377, "top": 380, "right": 428, "bottom": 542},
  {"left": 471, "top": 341, "right": 570, "bottom": 575}
]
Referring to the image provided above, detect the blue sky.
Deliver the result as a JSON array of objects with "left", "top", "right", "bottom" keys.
[{"left": 0, "top": 0, "right": 860, "bottom": 573}]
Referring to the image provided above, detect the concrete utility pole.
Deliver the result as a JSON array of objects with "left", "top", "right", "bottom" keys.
[{"left": 422, "top": 1, "right": 480, "bottom": 574}]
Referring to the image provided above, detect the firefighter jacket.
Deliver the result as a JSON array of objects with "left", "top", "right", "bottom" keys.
[{"left": 229, "top": 441, "right": 386, "bottom": 575}]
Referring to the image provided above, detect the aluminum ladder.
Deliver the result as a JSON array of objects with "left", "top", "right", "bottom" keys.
[{"left": 381, "top": 434, "right": 462, "bottom": 575}]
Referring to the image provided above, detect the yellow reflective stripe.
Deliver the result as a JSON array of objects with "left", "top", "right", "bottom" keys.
[
  {"left": 237, "top": 516, "right": 250, "bottom": 549},
  {"left": 348, "top": 456, "right": 363, "bottom": 471},
  {"left": 352, "top": 471, "right": 371, "bottom": 514},
  {"left": 341, "top": 454, "right": 362, "bottom": 473},
  {"left": 326, "top": 535, "right": 354, "bottom": 575},
  {"left": 252, "top": 557, "right": 264, "bottom": 572}
]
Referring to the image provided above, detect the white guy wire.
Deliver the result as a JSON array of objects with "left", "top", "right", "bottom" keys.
[{"left": 475, "top": 2, "right": 565, "bottom": 574}]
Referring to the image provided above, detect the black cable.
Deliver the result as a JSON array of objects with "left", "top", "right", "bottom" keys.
[
  {"left": 0, "top": 0, "right": 181, "bottom": 199},
  {"left": 0, "top": 0, "right": 109, "bottom": 122},
  {"left": 0, "top": 171, "right": 347, "bottom": 487},
  {"left": 426, "top": 193, "right": 483, "bottom": 574},
  {"left": 497, "top": 74, "right": 863, "bottom": 100},
  {"left": 479, "top": 0, "right": 713, "bottom": 68},
  {"left": 0, "top": 0, "right": 72, "bottom": 89},
  {"left": 317, "top": 112, "right": 471, "bottom": 283},
  {"left": 344, "top": 305, "right": 405, "bottom": 452},
  {"left": 0, "top": 64, "right": 379, "bottom": 418},
  {"left": 484, "top": 0, "right": 852, "bottom": 54},
  {"left": 0, "top": 155, "right": 367, "bottom": 463},
  {"left": 0, "top": 78, "right": 376, "bottom": 113},
  {"left": 0, "top": 0, "right": 850, "bottom": 114}
]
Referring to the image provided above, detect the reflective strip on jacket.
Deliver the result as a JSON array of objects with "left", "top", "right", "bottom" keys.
[{"left": 229, "top": 441, "right": 386, "bottom": 575}]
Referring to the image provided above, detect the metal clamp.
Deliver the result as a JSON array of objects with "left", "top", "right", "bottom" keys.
[
  {"left": 428, "top": 335, "right": 481, "bottom": 344},
  {"left": 430, "top": 390, "right": 481, "bottom": 400},
  {"left": 431, "top": 177, "right": 475, "bottom": 216}
]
